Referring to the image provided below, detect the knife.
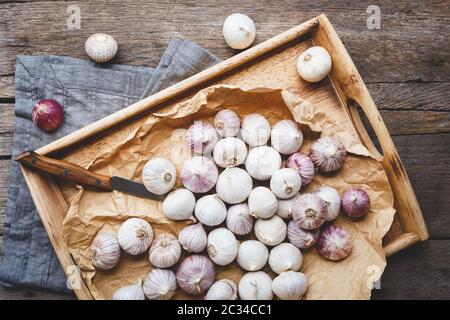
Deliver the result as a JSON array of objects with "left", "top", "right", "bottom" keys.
[{"left": 16, "top": 150, "right": 162, "bottom": 200}]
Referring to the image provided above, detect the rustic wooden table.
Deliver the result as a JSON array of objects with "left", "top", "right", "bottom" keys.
[{"left": 0, "top": 0, "right": 449, "bottom": 300}]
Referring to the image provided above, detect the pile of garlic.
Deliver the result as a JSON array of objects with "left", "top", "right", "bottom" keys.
[{"left": 90, "top": 108, "right": 372, "bottom": 300}]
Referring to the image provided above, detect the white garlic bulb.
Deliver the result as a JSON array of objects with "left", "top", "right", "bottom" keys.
[
  {"left": 178, "top": 223, "right": 207, "bottom": 253},
  {"left": 245, "top": 146, "right": 282, "bottom": 180},
  {"left": 276, "top": 194, "right": 300, "bottom": 219},
  {"left": 237, "top": 240, "right": 268, "bottom": 271},
  {"left": 207, "top": 228, "right": 238, "bottom": 266},
  {"left": 181, "top": 156, "right": 218, "bottom": 193},
  {"left": 117, "top": 218, "right": 153, "bottom": 255},
  {"left": 314, "top": 186, "right": 341, "bottom": 221},
  {"left": 149, "top": 233, "right": 181, "bottom": 268},
  {"left": 271, "top": 120, "right": 303, "bottom": 155},
  {"left": 143, "top": 268, "right": 177, "bottom": 300},
  {"left": 205, "top": 279, "right": 238, "bottom": 300},
  {"left": 272, "top": 271, "right": 308, "bottom": 300},
  {"left": 194, "top": 194, "right": 227, "bottom": 226},
  {"left": 238, "top": 272, "right": 273, "bottom": 300},
  {"left": 214, "top": 109, "right": 240, "bottom": 137},
  {"left": 90, "top": 233, "right": 121, "bottom": 270},
  {"left": 268, "top": 243, "right": 303, "bottom": 274},
  {"left": 186, "top": 121, "right": 219, "bottom": 155},
  {"left": 270, "top": 168, "right": 302, "bottom": 199},
  {"left": 85, "top": 33, "right": 118, "bottom": 63},
  {"left": 248, "top": 186, "right": 278, "bottom": 219},
  {"left": 213, "top": 137, "right": 248, "bottom": 168},
  {"left": 226, "top": 203, "right": 254, "bottom": 235},
  {"left": 296, "top": 46, "right": 332, "bottom": 82},
  {"left": 254, "top": 215, "right": 287, "bottom": 246},
  {"left": 142, "top": 157, "right": 177, "bottom": 195},
  {"left": 112, "top": 280, "right": 145, "bottom": 300},
  {"left": 216, "top": 167, "right": 253, "bottom": 204},
  {"left": 176, "top": 255, "right": 216, "bottom": 295},
  {"left": 162, "top": 188, "right": 196, "bottom": 221},
  {"left": 223, "top": 13, "right": 256, "bottom": 50},
  {"left": 241, "top": 113, "right": 271, "bottom": 147},
  {"left": 310, "top": 137, "right": 347, "bottom": 172}
]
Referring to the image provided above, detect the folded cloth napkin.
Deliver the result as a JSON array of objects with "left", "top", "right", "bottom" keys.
[{"left": 0, "top": 39, "right": 220, "bottom": 293}]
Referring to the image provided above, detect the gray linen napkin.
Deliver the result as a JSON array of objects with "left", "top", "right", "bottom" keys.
[{"left": 0, "top": 39, "right": 220, "bottom": 293}]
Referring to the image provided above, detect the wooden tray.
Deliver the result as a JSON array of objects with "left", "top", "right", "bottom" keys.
[{"left": 20, "top": 14, "right": 428, "bottom": 300}]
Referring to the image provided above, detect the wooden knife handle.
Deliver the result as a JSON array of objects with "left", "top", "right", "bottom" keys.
[{"left": 16, "top": 151, "right": 111, "bottom": 191}]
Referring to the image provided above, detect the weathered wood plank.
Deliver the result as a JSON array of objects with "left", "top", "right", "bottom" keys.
[
  {"left": 0, "top": 159, "right": 10, "bottom": 237},
  {"left": 0, "top": 286, "right": 75, "bottom": 300},
  {"left": 0, "top": 76, "right": 14, "bottom": 99}
]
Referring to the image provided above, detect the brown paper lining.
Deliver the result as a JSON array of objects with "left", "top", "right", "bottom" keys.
[{"left": 62, "top": 85, "right": 395, "bottom": 300}]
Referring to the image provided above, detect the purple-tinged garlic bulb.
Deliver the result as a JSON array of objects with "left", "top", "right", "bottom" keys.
[
  {"left": 314, "top": 186, "right": 341, "bottom": 221},
  {"left": 226, "top": 203, "right": 254, "bottom": 235},
  {"left": 292, "top": 193, "right": 327, "bottom": 230},
  {"left": 214, "top": 109, "right": 240, "bottom": 137},
  {"left": 176, "top": 255, "right": 216, "bottom": 295},
  {"left": 287, "top": 220, "right": 320, "bottom": 249},
  {"left": 317, "top": 224, "right": 352, "bottom": 261},
  {"left": 341, "top": 187, "right": 370, "bottom": 219},
  {"left": 186, "top": 121, "right": 219, "bottom": 155},
  {"left": 310, "top": 137, "right": 347, "bottom": 172},
  {"left": 90, "top": 233, "right": 121, "bottom": 270},
  {"left": 286, "top": 152, "right": 315, "bottom": 185},
  {"left": 148, "top": 233, "right": 181, "bottom": 268},
  {"left": 181, "top": 156, "right": 218, "bottom": 193},
  {"left": 178, "top": 223, "right": 207, "bottom": 253}
]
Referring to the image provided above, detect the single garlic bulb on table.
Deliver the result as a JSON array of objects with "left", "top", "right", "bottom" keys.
[
  {"left": 270, "top": 168, "right": 302, "bottom": 199},
  {"left": 241, "top": 113, "right": 271, "bottom": 147},
  {"left": 90, "top": 233, "right": 121, "bottom": 270},
  {"left": 296, "top": 46, "right": 332, "bottom": 82},
  {"left": 272, "top": 271, "right": 308, "bottom": 300},
  {"left": 268, "top": 243, "right": 303, "bottom": 274},
  {"left": 112, "top": 280, "right": 145, "bottom": 300},
  {"left": 142, "top": 157, "right": 176, "bottom": 195},
  {"left": 176, "top": 255, "right": 216, "bottom": 295},
  {"left": 276, "top": 193, "right": 300, "bottom": 219},
  {"left": 254, "top": 215, "right": 287, "bottom": 246},
  {"left": 271, "top": 120, "right": 303, "bottom": 155},
  {"left": 216, "top": 167, "right": 253, "bottom": 204},
  {"left": 85, "top": 33, "right": 118, "bottom": 63},
  {"left": 207, "top": 228, "right": 238, "bottom": 266},
  {"left": 237, "top": 240, "right": 268, "bottom": 271},
  {"left": 149, "top": 233, "right": 181, "bottom": 268},
  {"left": 117, "top": 218, "right": 153, "bottom": 255},
  {"left": 181, "top": 156, "right": 218, "bottom": 193},
  {"left": 238, "top": 271, "right": 273, "bottom": 300},
  {"left": 205, "top": 279, "right": 238, "bottom": 300},
  {"left": 194, "top": 194, "right": 227, "bottom": 226},
  {"left": 245, "top": 146, "right": 282, "bottom": 181},
  {"left": 178, "top": 222, "right": 207, "bottom": 253},
  {"left": 248, "top": 186, "right": 278, "bottom": 219},
  {"left": 226, "top": 203, "right": 254, "bottom": 235},
  {"left": 223, "top": 13, "right": 256, "bottom": 50},
  {"left": 143, "top": 268, "right": 177, "bottom": 300},
  {"left": 213, "top": 137, "right": 248, "bottom": 168},
  {"left": 162, "top": 188, "right": 196, "bottom": 221},
  {"left": 214, "top": 109, "right": 240, "bottom": 137}
]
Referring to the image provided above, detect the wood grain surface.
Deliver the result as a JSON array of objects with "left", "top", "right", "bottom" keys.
[{"left": 0, "top": 0, "right": 449, "bottom": 299}]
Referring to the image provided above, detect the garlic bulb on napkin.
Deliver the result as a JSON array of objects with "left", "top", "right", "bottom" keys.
[{"left": 223, "top": 13, "right": 256, "bottom": 50}]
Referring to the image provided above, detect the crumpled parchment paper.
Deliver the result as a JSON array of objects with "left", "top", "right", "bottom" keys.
[{"left": 62, "top": 85, "right": 395, "bottom": 300}]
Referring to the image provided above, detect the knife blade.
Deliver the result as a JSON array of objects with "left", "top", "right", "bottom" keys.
[{"left": 16, "top": 150, "right": 162, "bottom": 200}]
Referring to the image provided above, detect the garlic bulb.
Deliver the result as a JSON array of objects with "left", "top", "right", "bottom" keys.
[
  {"left": 248, "top": 186, "right": 278, "bottom": 219},
  {"left": 271, "top": 120, "right": 303, "bottom": 155},
  {"left": 286, "top": 152, "right": 315, "bottom": 185},
  {"left": 237, "top": 240, "right": 268, "bottom": 271},
  {"left": 314, "top": 186, "right": 341, "bottom": 221},
  {"left": 90, "top": 233, "right": 121, "bottom": 270},
  {"left": 205, "top": 279, "right": 238, "bottom": 300},
  {"left": 162, "top": 188, "right": 196, "bottom": 221},
  {"left": 143, "top": 269, "right": 177, "bottom": 300},
  {"left": 181, "top": 156, "right": 218, "bottom": 193},
  {"left": 272, "top": 271, "right": 308, "bottom": 300},
  {"left": 268, "top": 243, "right": 302, "bottom": 274},
  {"left": 214, "top": 109, "right": 240, "bottom": 137},
  {"left": 238, "top": 272, "right": 273, "bottom": 300},
  {"left": 216, "top": 167, "right": 253, "bottom": 204},
  {"left": 112, "top": 280, "right": 145, "bottom": 300},
  {"left": 341, "top": 187, "right": 371, "bottom": 219},
  {"left": 254, "top": 215, "right": 287, "bottom": 246},
  {"left": 226, "top": 203, "right": 254, "bottom": 235},
  {"left": 176, "top": 255, "right": 216, "bottom": 295},
  {"left": 207, "top": 228, "right": 238, "bottom": 266},
  {"left": 310, "top": 137, "right": 347, "bottom": 172},
  {"left": 149, "top": 233, "right": 181, "bottom": 268},
  {"left": 296, "top": 46, "right": 332, "bottom": 83},
  {"left": 270, "top": 168, "right": 302, "bottom": 199},
  {"left": 117, "top": 218, "right": 153, "bottom": 255},
  {"left": 85, "top": 33, "right": 118, "bottom": 63},
  {"left": 194, "top": 194, "right": 227, "bottom": 226},
  {"left": 317, "top": 224, "right": 352, "bottom": 261},
  {"left": 241, "top": 113, "right": 271, "bottom": 147},
  {"left": 178, "top": 223, "right": 207, "bottom": 253},
  {"left": 223, "top": 13, "right": 256, "bottom": 50},
  {"left": 287, "top": 220, "right": 320, "bottom": 249},
  {"left": 213, "top": 137, "right": 248, "bottom": 168},
  {"left": 276, "top": 194, "right": 300, "bottom": 219},
  {"left": 186, "top": 121, "right": 219, "bottom": 155},
  {"left": 245, "top": 146, "right": 282, "bottom": 180},
  {"left": 142, "top": 157, "right": 177, "bottom": 195},
  {"left": 292, "top": 193, "right": 327, "bottom": 230}
]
